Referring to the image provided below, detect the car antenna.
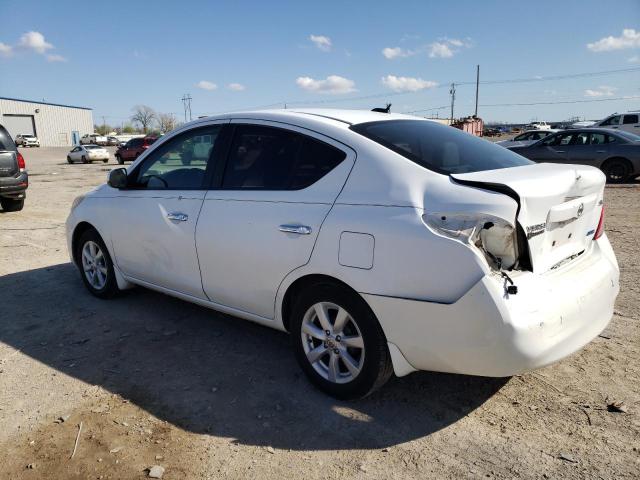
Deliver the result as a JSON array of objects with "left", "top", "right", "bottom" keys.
[{"left": 372, "top": 103, "right": 392, "bottom": 113}]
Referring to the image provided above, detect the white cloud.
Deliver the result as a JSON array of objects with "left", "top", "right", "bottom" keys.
[
  {"left": 382, "top": 47, "right": 415, "bottom": 59},
  {"left": 384, "top": 37, "right": 471, "bottom": 60},
  {"left": 0, "top": 42, "right": 12, "bottom": 57},
  {"left": 428, "top": 42, "right": 454, "bottom": 58},
  {"left": 228, "top": 83, "right": 245, "bottom": 91},
  {"left": 584, "top": 85, "right": 616, "bottom": 97},
  {"left": 382, "top": 75, "right": 438, "bottom": 92},
  {"left": 296, "top": 75, "right": 356, "bottom": 94},
  {"left": 196, "top": 80, "right": 217, "bottom": 91},
  {"left": 46, "top": 54, "right": 67, "bottom": 63},
  {"left": 587, "top": 28, "right": 640, "bottom": 52},
  {"left": 18, "top": 31, "right": 53, "bottom": 54},
  {"left": 309, "top": 34, "right": 332, "bottom": 52}
]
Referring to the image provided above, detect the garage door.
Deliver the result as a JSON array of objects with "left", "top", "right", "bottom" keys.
[{"left": 2, "top": 114, "right": 35, "bottom": 140}]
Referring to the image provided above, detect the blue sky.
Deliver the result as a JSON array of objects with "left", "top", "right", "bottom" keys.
[{"left": 0, "top": 0, "right": 639, "bottom": 124}]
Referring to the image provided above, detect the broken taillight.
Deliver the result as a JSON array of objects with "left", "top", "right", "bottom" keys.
[{"left": 594, "top": 207, "right": 605, "bottom": 240}]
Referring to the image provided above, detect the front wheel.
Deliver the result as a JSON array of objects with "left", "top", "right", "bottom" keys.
[
  {"left": 116, "top": 155, "right": 124, "bottom": 165},
  {"left": 103, "top": 159, "right": 108, "bottom": 163},
  {"left": 75, "top": 229, "right": 119, "bottom": 299},
  {"left": 67, "top": 156, "right": 73, "bottom": 164},
  {"left": 81, "top": 155, "right": 88, "bottom": 164},
  {"left": 291, "top": 282, "right": 393, "bottom": 399}
]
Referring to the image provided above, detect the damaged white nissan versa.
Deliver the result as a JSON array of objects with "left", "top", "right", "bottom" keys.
[{"left": 66, "top": 109, "right": 619, "bottom": 399}]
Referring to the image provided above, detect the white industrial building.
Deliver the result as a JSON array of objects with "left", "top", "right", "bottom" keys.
[{"left": 0, "top": 97, "right": 94, "bottom": 147}]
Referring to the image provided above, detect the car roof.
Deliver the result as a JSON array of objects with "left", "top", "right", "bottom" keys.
[{"left": 182, "top": 108, "right": 428, "bottom": 130}]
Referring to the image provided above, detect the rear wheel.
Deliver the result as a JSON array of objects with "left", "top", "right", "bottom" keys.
[
  {"left": 75, "top": 228, "right": 119, "bottom": 299},
  {"left": 1, "top": 197, "right": 25, "bottom": 212},
  {"left": 291, "top": 282, "right": 393, "bottom": 399},
  {"left": 601, "top": 158, "right": 631, "bottom": 184}
]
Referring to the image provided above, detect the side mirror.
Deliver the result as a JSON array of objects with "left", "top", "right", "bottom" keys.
[{"left": 108, "top": 168, "right": 128, "bottom": 189}]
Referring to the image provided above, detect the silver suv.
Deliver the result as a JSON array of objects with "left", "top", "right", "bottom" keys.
[{"left": 15, "top": 134, "right": 40, "bottom": 148}]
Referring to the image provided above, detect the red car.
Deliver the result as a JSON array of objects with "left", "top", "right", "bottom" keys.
[{"left": 115, "top": 136, "right": 157, "bottom": 164}]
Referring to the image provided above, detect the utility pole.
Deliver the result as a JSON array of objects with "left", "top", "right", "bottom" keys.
[
  {"left": 181, "top": 94, "right": 193, "bottom": 122},
  {"left": 101, "top": 116, "right": 107, "bottom": 135},
  {"left": 474, "top": 65, "right": 480, "bottom": 117},
  {"left": 449, "top": 83, "right": 456, "bottom": 122}
]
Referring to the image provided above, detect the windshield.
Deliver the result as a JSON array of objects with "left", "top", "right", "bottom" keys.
[
  {"left": 85, "top": 145, "right": 102, "bottom": 149},
  {"left": 350, "top": 120, "right": 533, "bottom": 175}
]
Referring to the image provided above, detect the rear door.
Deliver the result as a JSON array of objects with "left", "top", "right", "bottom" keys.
[
  {"left": 109, "top": 122, "right": 228, "bottom": 298},
  {"left": 196, "top": 121, "right": 354, "bottom": 319}
]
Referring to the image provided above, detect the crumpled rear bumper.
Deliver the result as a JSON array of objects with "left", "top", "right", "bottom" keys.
[{"left": 364, "top": 235, "right": 619, "bottom": 377}]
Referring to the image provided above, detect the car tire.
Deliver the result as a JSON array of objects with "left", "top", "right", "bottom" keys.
[
  {"left": 116, "top": 155, "right": 123, "bottom": 165},
  {"left": 290, "top": 282, "right": 393, "bottom": 400},
  {"left": 103, "top": 159, "right": 108, "bottom": 163},
  {"left": 1, "top": 197, "right": 25, "bottom": 212},
  {"left": 75, "top": 228, "right": 119, "bottom": 299},
  {"left": 67, "top": 156, "right": 73, "bottom": 164},
  {"left": 81, "top": 155, "right": 88, "bottom": 164},
  {"left": 601, "top": 158, "right": 631, "bottom": 184}
]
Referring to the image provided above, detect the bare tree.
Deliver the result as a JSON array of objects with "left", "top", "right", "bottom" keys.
[
  {"left": 157, "top": 113, "right": 178, "bottom": 133},
  {"left": 131, "top": 105, "right": 156, "bottom": 133}
]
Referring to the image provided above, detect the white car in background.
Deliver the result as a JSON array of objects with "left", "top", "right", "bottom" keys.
[
  {"left": 67, "top": 145, "right": 110, "bottom": 164},
  {"left": 526, "top": 121, "right": 551, "bottom": 130},
  {"left": 66, "top": 109, "right": 619, "bottom": 399},
  {"left": 15, "top": 134, "right": 40, "bottom": 147},
  {"left": 80, "top": 133, "right": 108, "bottom": 145},
  {"left": 592, "top": 112, "right": 640, "bottom": 134},
  {"left": 495, "top": 129, "right": 558, "bottom": 148}
]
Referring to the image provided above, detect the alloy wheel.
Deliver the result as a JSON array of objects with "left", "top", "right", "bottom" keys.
[
  {"left": 81, "top": 240, "right": 108, "bottom": 290},
  {"left": 301, "top": 302, "right": 365, "bottom": 384}
]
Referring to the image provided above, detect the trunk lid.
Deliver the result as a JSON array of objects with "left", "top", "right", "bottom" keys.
[{"left": 452, "top": 163, "right": 605, "bottom": 273}]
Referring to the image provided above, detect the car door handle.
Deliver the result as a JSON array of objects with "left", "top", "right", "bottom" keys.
[
  {"left": 553, "top": 150, "right": 565, "bottom": 153},
  {"left": 596, "top": 150, "right": 606, "bottom": 153},
  {"left": 279, "top": 224, "right": 312, "bottom": 235},
  {"left": 167, "top": 212, "right": 189, "bottom": 222}
]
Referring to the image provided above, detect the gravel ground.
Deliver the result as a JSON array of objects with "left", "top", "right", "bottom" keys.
[{"left": 0, "top": 147, "right": 639, "bottom": 479}]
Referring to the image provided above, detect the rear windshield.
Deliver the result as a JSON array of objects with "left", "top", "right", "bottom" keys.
[
  {"left": 350, "top": 120, "right": 532, "bottom": 175},
  {"left": 85, "top": 145, "right": 102, "bottom": 149}
]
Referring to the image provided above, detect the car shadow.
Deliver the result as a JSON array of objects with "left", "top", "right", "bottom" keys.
[{"left": 0, "top": 263, "right": 507, "bottom": 450}]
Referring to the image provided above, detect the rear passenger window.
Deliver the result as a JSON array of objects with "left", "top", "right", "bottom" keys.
[
  {"left": 623, "top": 115, "right": 638, "bottom": 124},
  {"left": 222, "top": 125, "right": 346, "bottom": 190}
]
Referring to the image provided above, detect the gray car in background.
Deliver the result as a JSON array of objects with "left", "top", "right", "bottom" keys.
[{"left": 509, "top": 128, "right": 640, "bottom": 183}]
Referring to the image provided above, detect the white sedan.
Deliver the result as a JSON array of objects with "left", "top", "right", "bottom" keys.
[
  {"left": 67, "top": 145, "right": 110, "bottom": 164},
  {"left": 66, "top": 109, "right": 619, "bottom": 399}
]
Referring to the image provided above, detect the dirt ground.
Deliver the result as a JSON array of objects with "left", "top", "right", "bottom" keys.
[{"left": 0, "top": 147, "right": 639, "bottom": 479}]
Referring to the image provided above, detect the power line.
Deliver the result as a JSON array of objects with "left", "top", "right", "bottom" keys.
[
  {"left": 403, "top": 95, "right": 640, "bottom": 114},
  {"left": 477, "top": 95, "right": 640, "bottom": 108},
  {"left": 254, "top": 66, "right": 640, "bottom": 109}
]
